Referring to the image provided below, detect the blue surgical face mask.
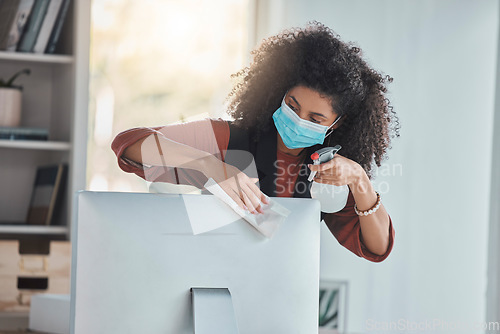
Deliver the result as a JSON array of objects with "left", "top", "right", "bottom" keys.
[{"left": 272, "top": 94, "right": 342, "bottom": 149}]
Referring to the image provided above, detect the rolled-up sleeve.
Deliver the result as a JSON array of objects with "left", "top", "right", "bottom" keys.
[
  {"left": 110, "top": 118, "right": 230, "bottom": 187},
  {"left": 321, "top": 191, "right": 395, "bottom": 262},
  {"left": 111, "top": 126, "right": 161, "bottom": 178}
]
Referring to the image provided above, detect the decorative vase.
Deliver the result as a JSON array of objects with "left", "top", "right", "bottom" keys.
[{"left": 0, "top": 88, "right": 22, "bottom": 127}]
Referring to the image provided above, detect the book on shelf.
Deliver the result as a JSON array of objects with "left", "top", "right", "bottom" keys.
[
  {"left": 33, "top": 0, "right": 63, "bottom": 53},
  {"left": 0, "top": 0, "right": 21, "bottom": 50},
  {"left": 6, "top": 0, "right": 35, "bottom": 51},
  {"left": 26, "top": 163, "right": 67, "bottom": 225},
  {"left": 5, "top": 0, "right": 35, "bottom": 51},
  {"left": 0, "top": 0, "right": 71, "bottom": 54},
  {"left": 17, "top": 0, "right": 50, "bottom": 52},
  {"left": 44, "top": 0, "right": 70, "bottom": 54},
  {"left": 0, "top": 163, "right": 67, "bottom": 226},
  {"left": 0, "top": 126, "right": 48, "bottom": 140}
]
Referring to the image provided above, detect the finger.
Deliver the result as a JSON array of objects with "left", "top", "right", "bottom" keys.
[
  {"left": 315, "top": 175, "right": 343, "bottom": 186},
  {"left": 317, "top": 168, "right": 335, "bottom": 177},
  {"left": 314, "top": 176, "right": 325, "bottom": 184},
  {"left": 242, "top": 175, "right": 268, "bottom": 206},
  {"left": 233, "top": 181, "right": 253, "bottom": 212},
  {"left": 318, "top": 158, "right": 338, "bottom": 172},
  {"left": 247, "top": 180, "right": 269, "bottom": 205},
  {"left": 308, "top": 158, "right": 337, "bottom": 172},
  {"left": 238, "top": 175, "right": 267, "bottom": 211},
  {"left": 241, "top": 184, "right": 264, "bottom": 214},
  {"left": 231, "top": 177, "right": 256, "bottom": 213},
  {"left": 232, "top": 173, "right": 246, "bottom": 199},
  {"left": 314, "top": 176, "right": 334, "bottom": 185},
  {"left": 239, "top": 188, "right": 259, "bottom": 214},
  {"left": 223, "top": 185, "right": 248, "bottom": 212}
]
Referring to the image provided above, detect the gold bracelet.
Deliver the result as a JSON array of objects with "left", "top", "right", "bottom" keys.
[{"left": 354, "top": 191, "right": 381, "bottom": 216}]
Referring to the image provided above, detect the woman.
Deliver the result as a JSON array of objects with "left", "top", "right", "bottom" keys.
[{"left": 112, "top": 21, "right": 400, "bottom": 262}]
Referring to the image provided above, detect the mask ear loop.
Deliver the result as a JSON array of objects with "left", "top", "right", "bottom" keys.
[{"left": 325, "top": 115, "right": 342, "bottom": 139}]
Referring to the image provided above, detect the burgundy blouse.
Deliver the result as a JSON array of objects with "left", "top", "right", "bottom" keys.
[{"left": 111, "top": 118, "right": 395, "bottom": 262}]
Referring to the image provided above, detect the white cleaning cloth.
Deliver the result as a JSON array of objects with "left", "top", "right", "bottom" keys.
[
  {"left": 199, "top": 178, "right": 291, "bottom": 238},
  {"left": 182, "top": 192, "right": 241, "bottom": 235}
]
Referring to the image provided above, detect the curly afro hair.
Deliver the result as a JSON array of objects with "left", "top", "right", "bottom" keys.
[{"left": 225, "top": 21, "right": 400, "bottom": 179}]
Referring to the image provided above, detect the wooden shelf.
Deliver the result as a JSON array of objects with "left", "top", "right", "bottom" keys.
[
  {"left": 0, "top": 140, "right": 71, "bottom": 151},
  {"left": 0, "top": 51, "right": 73, "bottom": 64},
  {"left": 0, "top": 225, "right": 68, "bottom": 236}
]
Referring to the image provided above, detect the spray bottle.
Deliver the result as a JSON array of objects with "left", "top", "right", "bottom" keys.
[{"left": 308, "top": 145, "right": 349, "bottom": 213}]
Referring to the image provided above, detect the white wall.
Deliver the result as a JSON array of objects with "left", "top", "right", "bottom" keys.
[
  {"left": 487, "top": 2, "right": 500, "bottom": 328},
  {"left": 254, "top": 0, "right": 499, "bottom": 332}
]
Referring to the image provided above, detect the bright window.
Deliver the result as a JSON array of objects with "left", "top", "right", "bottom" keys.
[{"left": 88, "top": 0, "right": 250, "bottom": 192}]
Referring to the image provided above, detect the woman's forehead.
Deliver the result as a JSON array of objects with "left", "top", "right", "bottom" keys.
[{"left": 287, "top": 85, "right": 337, "bottom": 116}]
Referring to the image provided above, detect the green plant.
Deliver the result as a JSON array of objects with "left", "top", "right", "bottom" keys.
[
  {"left": 319, "top": 288, "right": 339, "bottom": 327},
  {"left": 0, "top": 69, "right": 31, "bottom": 89}
]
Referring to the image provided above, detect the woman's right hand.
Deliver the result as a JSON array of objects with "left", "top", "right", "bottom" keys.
[{"left": 201, "top": 156, "right": 269, "bottom": 214}]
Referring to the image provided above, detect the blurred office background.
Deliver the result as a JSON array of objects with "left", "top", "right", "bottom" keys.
[{"left": 88, "top": 0, "right": 500, "bottom": 333}]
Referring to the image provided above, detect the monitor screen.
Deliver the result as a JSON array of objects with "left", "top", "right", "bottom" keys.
[{"left": 70, "top": 191, "right": 321, "bottom": 334}]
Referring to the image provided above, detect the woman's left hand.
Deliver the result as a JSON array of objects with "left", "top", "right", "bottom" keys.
[{"left": 307, "top": 153, "right": 364, "bottom": 187}]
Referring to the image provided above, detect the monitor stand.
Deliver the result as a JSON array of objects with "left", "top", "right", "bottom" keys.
[{"left": 191, "top": 288, "right": 239, "bottom": 334}]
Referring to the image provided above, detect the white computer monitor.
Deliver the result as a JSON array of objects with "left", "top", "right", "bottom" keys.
[{"left": 70, "top": 191, "right": 321, "bottom": 334}]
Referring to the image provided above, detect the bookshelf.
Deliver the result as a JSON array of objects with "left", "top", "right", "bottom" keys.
[
  {"left": 0, "top": 0, "right": 89, "bottom": 329},
  {"left": 0, "top": 139, "right": 71, "bottom": 150},
  {"left": 0, "top": 224, "right": 68, "bottom": 236},
  {"left": 0, "top": 0, "right": 89, "bottom": 238},
  {"left": 0, "top": 50, "right": 73, "bottom": 64}
]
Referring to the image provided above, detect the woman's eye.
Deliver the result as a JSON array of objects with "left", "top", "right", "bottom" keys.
[{"left": 286, "top": 102, "right": 319, "bottom": 123}]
